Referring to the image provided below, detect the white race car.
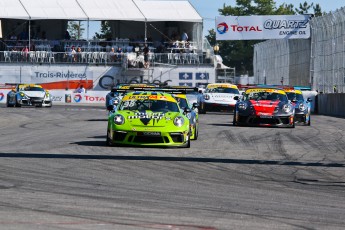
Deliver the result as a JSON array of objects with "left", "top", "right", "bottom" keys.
[
  {"left": 7, "top": 84, "right": 52, "bottom": 107},
  {"left": 204, "top": 83, "right": 240, "bottom": 112}
]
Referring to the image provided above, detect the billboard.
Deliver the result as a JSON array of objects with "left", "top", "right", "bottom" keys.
[{"left": 216, "top": 15, "right": 311, "bottom": 40}]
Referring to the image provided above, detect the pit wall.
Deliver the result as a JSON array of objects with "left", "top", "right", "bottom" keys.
[
  {"left": 0, "top": 89, "right": 108, "bottom": 105},
  {"left": 0, "top": 64, "right": 215, "bottom": 91}
]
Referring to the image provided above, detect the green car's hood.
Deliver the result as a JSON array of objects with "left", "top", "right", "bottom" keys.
[{"left": 119, "top": 110, "right": 180, "bottom": 127}]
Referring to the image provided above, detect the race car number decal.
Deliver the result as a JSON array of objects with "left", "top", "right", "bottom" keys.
[{"left": 128, "top": 112, "right": 164, "bottom": 120}]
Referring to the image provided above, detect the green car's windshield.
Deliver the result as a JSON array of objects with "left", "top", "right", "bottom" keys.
[
  {"left": 118, "top": 99, "right": 179, "bottom": 112},
  {"left": 244, "top": 92, "right": 288, "bottom": 102},
  {"left": 177, "top": 98, "right": 190, "bottom": 110},
  {"left": 286, "top": 92, "right": 304, "bottom": 102},
  {"left": 205, "top": 87, "right": 239, "bottom": 94}
]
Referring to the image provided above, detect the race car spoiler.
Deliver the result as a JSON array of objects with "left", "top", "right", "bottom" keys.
[{"left": 112, "top": 87, "right": 198, "bottom": 95}]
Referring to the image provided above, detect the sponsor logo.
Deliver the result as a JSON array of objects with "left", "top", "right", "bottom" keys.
[
  {"left": 34, "top": 71, "right": 87, "bottom": 79},
  {"left": 263, "top": 19, "right": 308, "bottom": 30},
  {"left": 0, "top": 92, "right": 4, "bottom": 101},
  {"left": 217, "top": 22, "right": 229, "bottom": 34},
  {"left": 230, "top": 25, "right": 262, "bottom": 32},
  {"left": 52, "top": 96, "right": 63, "bottom": 102},
  {"left": 74, "top": 94, "right": 82, "bottom": 103},
  {"left": 84, "top": 96, "right": 105, "bottom": 102}
]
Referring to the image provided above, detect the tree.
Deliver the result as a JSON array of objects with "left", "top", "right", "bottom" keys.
[
  {"left": 94, "top": 21, "right": 112, "bottom": 40},
  {"left": 207, "top": 0, "right": 322, "bottom": 75},
  {"left": 295, "top": 1, "right": 313, "bottom": 15},
  {"left": 67, "top": 21, "right": 85, "bottom": 40},
  {"left": 313, "top": 4, "right": 323, "bottom": 17}
]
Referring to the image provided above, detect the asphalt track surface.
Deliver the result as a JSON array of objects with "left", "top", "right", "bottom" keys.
[{"left": 1, "top": 104, "right": 345, "bottom": 230}]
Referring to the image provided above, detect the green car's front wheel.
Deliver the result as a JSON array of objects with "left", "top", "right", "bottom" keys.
[{"left": 106, "top": 129, "right": 115, "bottom": 146}]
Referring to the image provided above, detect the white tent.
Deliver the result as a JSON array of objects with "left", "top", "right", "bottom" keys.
[
  {"left": 20, "top": 0, "right": 88, "bottom": 20},
  {"left": 77, "top": 0, "right": 145, "bottom": 21},
  {"left": 134, "top": 0, "right": 202, "bottom": 22},
  {"left": 0, "top": 0, "right": 30, "bottom": 20},
  {"left": 0, "top": 0, "right": 203, "bottom": 43}
]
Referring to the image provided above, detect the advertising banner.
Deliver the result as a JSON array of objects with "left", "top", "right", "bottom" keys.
[{"left": 216, "top": 15, "right": 311, "bottom": 40}]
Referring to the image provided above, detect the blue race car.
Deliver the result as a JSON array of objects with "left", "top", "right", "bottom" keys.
[{"left": 283, "top": 88, "right": 311, "bottom": 126}]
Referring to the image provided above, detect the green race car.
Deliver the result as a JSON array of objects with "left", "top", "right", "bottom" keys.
[{"left": 106, "top": 91, "right": 191, "bottom": 148}]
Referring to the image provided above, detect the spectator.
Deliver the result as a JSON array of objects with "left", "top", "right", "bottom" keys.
[
  {"left": 181, "top": 30, "right": 188, "bottom": 41},
  {"left": 68, "top": 46, "right": 77, "bottom": 62},
  {"left": 109, "top": 47, "right": 116, "bottom": 62},
  {"left": 116, "top": 47, "right": 123, "bottom": 61},
  {"left": 75, "top": 85, "right": 86, "bottom": 93},
  {"left": 21, "top": 46, "right": 29, "bottom": 61},
  {"left": 76, "top": 47, "right": 82, "bottom": 62},
  {"left": 143, "top": 44, "right": 149, "bottom": 69},
  {"left": 64, "top": 30, "right": 71, "bottom": 40}
]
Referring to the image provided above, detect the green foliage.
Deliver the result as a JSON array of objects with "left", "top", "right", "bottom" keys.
[
  {"left": 208, "top": 0, "right": 323, "bottom": 76},
  {"left": 94, "top": 21, "right": 112, "bottom": 40},
  {"left": 67, "top": 21, "right": 84, "bottom": 40}
]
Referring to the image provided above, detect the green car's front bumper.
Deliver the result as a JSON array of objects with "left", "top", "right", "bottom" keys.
[{"left": 107, "top": 128, "right": 190, "bottom": 147}]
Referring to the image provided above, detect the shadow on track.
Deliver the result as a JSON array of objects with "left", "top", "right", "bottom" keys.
[{"left": 1, "top": 153, "right": 344, "bottom": 168}]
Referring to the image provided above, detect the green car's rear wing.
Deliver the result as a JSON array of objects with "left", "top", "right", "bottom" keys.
[{"left": 112, "top": 87, "right": 198, "bottom": 95}]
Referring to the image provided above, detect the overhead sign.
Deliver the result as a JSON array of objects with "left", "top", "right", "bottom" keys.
[{"left": 216, "top": 15, "right": 311, "bottom": 40}]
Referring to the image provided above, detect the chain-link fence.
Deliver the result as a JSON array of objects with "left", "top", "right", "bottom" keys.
[
  {"left": 310, "top": 8, "right": 345, "bottom": 93},
  {"left": 253, "top": 38, "right": 310, "bottom": 87},
  {"left": 254, "top": 8, "right": 345, "bottom": 92}
]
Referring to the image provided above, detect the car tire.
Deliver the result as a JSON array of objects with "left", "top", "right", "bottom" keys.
[
  {"left": 183, "top": 130, "right": 191, "bottom": 148},
  {"left": 233, "top": 112, "right": 237, "bottom": 126},
  {"left": 106, "top": 130, "right": 114, "bottom": 147},
  {"left": 15, "top": 101, "right": 21, "bottom": 107},
  {"left": 193, "top": 125, "right": 198, "bottom": 140},
  {"left": 307, "top": 115, "right": 311, "bottom": 126}
]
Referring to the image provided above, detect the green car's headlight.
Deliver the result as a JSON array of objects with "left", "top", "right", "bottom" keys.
[
  {"left": 113, "top": 114, "right": 125, "bottom": 125},
  {"left": 174, "top": 116, "right": 184, "bottom": 127}
]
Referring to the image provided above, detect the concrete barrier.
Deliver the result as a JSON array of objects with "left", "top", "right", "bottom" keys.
[{"left": 318, "top": 93, "right": 345, "bottom": 117}]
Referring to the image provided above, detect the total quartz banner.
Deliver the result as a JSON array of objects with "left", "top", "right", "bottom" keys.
[{"left": 216, "top": 15, "right": 311, "bottom": 40}]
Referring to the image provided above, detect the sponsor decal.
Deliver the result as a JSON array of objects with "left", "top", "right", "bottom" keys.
[
  {"left": 246, "top": 88, "right": 285, "bottom": 94},
  {"left": 217, "top": 22, "right": 229, "bottom": 34},
  {"left": 0, "top": 92, "right": 4, "bottom": 101},
  {"left": 74, "top": 94, "right": 82, "bottom": 103},
  {"left": 128, "top": 112, "right": 165, "bottom": 126},
  {"left": 52, "top": 96, "right": 63, "bottom": 102},
  {"left": 179, "top": 72, "right": 193, "bottom": 80},
  {"left": 84, "top": 96, "right": 105, "bottom": 102},
  {"left": 216, "top": 15, "right": 310, "bottom": 40},
  {"left": 34, "top": 71, "right": 87, "bottom": 79}
]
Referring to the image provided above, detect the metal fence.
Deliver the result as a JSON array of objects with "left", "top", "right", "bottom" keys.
[
  {"left": 310, "top": 7, "right": 345, "bottom": 93},
  {"left": 254, "top": 8, "right": 345, "bottom": 92},
  {"left": 253, "top": 38, "right": 310, "bottom": 87}
]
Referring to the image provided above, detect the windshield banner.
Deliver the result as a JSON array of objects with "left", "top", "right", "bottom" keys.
[{"left": 216, "top": 15, "right": 311, "bottom": 40}]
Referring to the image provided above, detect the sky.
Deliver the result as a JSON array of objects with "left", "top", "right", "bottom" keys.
[{"left": 85, "top": 0, "right": 345, "bottom": 39}]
